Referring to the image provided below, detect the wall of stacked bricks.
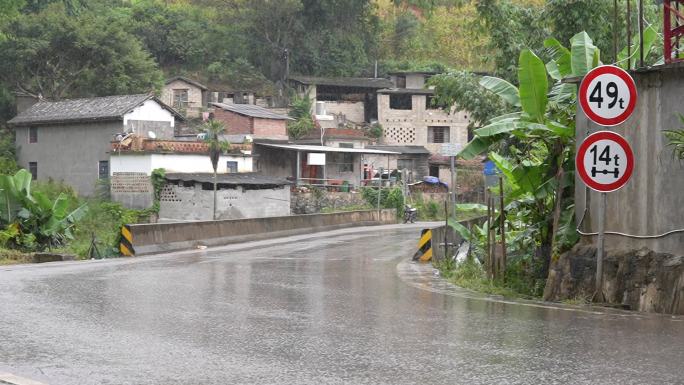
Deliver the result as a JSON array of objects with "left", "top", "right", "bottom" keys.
[
  {"left": 212, "top": 109, "right": 253, "bottom": 135},
  {"left": 252, "top": 118, "right": 287, "bottom": 138}
]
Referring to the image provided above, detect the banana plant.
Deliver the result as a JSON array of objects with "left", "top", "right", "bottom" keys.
[
  {"left": 0, "top": 169, "right": 87, "bottom": 249},
  {"left": 451, "top": 31, "right": 600, "bottom": 277}
]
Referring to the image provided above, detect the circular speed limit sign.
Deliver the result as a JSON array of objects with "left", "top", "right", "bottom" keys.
[
  {"left": 579, "top": 65, "right": 637, "bottom": 126},
  {"left": 576, "top": 131, "right": 634, "bottom": 192}
]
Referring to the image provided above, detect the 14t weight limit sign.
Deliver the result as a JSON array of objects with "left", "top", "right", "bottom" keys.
[
  {"left": 576, "top": 131, "right": 634, "bottom": 192},
  {"left": 579, "top": 65, "right": 637, "bottom": 126}
]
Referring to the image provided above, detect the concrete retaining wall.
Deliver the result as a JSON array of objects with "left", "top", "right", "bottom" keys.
[
  {"left": 575, "top": 64, "right": 684, "bottom": 255},
  {"left": 128, "top": 209, "right": 397, "bottom": 255}
]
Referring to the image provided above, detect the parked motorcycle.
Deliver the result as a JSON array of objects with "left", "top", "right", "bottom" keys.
[{"left": 403, "top": 204, "right": 417, "bottom": 224}]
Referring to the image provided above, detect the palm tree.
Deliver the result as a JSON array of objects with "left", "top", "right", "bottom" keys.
[{"left": 201, "top": 119, "right": 226, "bottom": 220}]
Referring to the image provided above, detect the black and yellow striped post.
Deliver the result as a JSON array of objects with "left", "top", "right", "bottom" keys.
[
  {"left": 413, "top": 228, "right": 433, "bottom": 262},
  {"left": 120, "top": 225, "right": 135, "bottom": 257}
]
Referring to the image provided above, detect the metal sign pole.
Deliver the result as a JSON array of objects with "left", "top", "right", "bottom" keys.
[
  {"left": 594, "top": 192, "right": 607, "bottom": 302},
  {"left": 450, "top": 155, "right": 456, "bottom": 217}
]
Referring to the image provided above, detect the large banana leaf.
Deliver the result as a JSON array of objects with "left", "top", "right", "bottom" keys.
[
  {"left": 0, "top": 169, "right": 33, "bottom": 223},
  {"left": 457, "top": 136, "right": 493, "bottom": 160},
  {"left": 517, "top": 49, "right": 548, "bottom": 123},
  {"left": 474, "top": 118, "right": 526, "bottom": 137},
  {"left": 544, "top": 38, "right": 572, "bottom": 79},
  {"left": 617, "top": 25, "right": 657, "bottom": 70},
  {"left": 570, "top": 32, "right": 597, "bottom": 77},
  {"left": 479, "top": 76, "right": 521, "bottom": 107},
  {"left": 488, "top": 152, "right": 519, "bottom": 190}
]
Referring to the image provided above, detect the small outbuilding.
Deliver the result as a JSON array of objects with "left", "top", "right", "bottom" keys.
[
  {"left": 210, "top": 102, "right": 291, "bottom": 140},
  {"left": 158, "top": 173, "right": 291, "bottom": 222}
]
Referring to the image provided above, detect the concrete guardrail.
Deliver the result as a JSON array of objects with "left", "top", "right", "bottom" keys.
[{"left": 122, "top": 209, "right": 397, "bottom": 256}]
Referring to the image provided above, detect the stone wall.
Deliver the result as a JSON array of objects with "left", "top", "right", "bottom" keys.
[
  {"left": 544, "top": 244, "right": 684, "bottom": 315},
  {"left": 291, "top": 190, "right": 368, "bottom": 214}
]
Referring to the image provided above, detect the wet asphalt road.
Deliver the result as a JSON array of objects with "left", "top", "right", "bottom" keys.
[{"left": 0, "top": 224, "right": 683, "bottom": 385}]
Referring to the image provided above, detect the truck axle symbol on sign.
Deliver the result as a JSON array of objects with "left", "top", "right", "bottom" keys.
[
  {"left": 576, "top": 131, "right": 634, "bottom": 192},
  {"left": 579, "top": 65, "right": 637, "bottom": 126}
]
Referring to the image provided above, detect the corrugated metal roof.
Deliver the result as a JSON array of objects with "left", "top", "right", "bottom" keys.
[
  {"left": 8, "top": 94, "right": 184, "bottom": 126},
  {"left": 288, "top": 76, "right": 393, "bottom": 89},
  {"left": 256, "top": 143, "right": 399, "bottom": 154},
  {"left": 165, "top": 172, "right": 291, "bottom": 186},
  {"left": 366, "top": 145, "right": 430, "bottom": 154},
  {"left": 210, "top": 102, "right": 292, "bottom": 120}
]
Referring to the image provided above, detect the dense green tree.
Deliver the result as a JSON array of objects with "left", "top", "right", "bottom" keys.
[{"left": 0, "top": 4, "right": 162, "bottom": 99}]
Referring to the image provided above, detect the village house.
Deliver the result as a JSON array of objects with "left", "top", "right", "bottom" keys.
[
  {"left": 161, "top": 76, "right": 209, "bottom": 119},
  {"left": 378, "top": 71, "right": 469, "bottom": 155},
  {"left": 210, "top": 102, "right": 291, "bottom": 140},
  {"left": 288, "top": 75, "right": 393, "bottom": 126},
  {"left": 253, "top": 141, "right": 398, "bottom": 189},
  {"left": 9, "top": 94, "right": 183, "bottom": 196}
]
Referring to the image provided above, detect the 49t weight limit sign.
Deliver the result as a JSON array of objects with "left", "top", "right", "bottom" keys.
[{"left": 579, "top": 65, "right": 637, "bottom": 127}]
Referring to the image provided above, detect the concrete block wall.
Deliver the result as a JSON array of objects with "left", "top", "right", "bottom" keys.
[
  {"left": 324, "top": 101, "right": 365, "bottom": 123},
  {"left": 159, "top": 183, "right": 291, "bottom": 221},
  {"left": 377, "top": 93, "right": 469, "bottom": 154},
  {"left": 128, "top": 209, "right": 397, "bottom": 255},
  {"left": 111, "top": 172, "right": 154, "bottom": 209}
]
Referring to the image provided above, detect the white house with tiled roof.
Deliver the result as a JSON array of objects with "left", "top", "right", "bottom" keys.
[{"left": 8, "top": 94, "right": 183, "bottom": 196}]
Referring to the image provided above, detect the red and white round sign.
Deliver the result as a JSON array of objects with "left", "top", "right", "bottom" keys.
[
  {"left": 576, "top": 131, "right": 634, "bottom": 192},
  {"left": 579, "top": 65, "right": 637, "bottom": 127}
]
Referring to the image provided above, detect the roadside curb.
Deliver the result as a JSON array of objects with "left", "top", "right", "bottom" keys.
[{"left": 395, "top": 259, "right": 684, "bottom": 321}]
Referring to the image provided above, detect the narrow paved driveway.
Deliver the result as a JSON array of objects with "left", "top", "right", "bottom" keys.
[{"left": 1, "top": 224, "right": 682, "bottom": 385}]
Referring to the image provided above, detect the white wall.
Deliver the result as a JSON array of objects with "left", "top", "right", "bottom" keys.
[
  {"left": 110, "top": 153, "right": 254, "bottom": 175},
  {"left": 124, "top": 100, "right": 175, "bottom": 128}
]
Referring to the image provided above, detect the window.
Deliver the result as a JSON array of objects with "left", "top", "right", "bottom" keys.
[
  {"left": 397, "top": 158, "right": 414, "bottom": 171},
  {"left": 339, "top": 143, "right": 354, "bottom": 148},
  {"left": 428, "top": 126, "right": 450, "bottom": 143},
  {"left": 425, "top": 95, "right": 437, "bottom": 110},
  {"left": 98, "top": 160, "right": 109, "bottom": 179},
  {"left": 29, "top": 162, "right": 37, "bottom": 180},
  {"left": 389, "top": 94, "right": 412, "bottom": 110},
  {"left": 29, "top": 127, "right": 37, "bottom": 143},
  {"left": 172, "top": 89, "right": 188, "bottom": 109},
  {"left": 336, "top": 153, "right": 353, "bottom": 173},
  {"left": 226, "top": 161, "right": 238, "bottom": 173}
]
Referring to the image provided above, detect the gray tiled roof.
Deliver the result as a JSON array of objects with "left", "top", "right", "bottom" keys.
[
  {"left": 8, "top": 94, "right": 182, "bottom": 126},
  {"left": 165, "top": 172, "right": 291, "bottom": 186},
  {"left": 210, "top": 102, "right": 292, "bottom": 120},
  {"left": 288, "top": 76, "right": 393, "bottom": 89}
]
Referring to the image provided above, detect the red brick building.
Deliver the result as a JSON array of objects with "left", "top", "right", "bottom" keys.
[{"left": 210, "top": 102, "right": 291, "bottom": 140}]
